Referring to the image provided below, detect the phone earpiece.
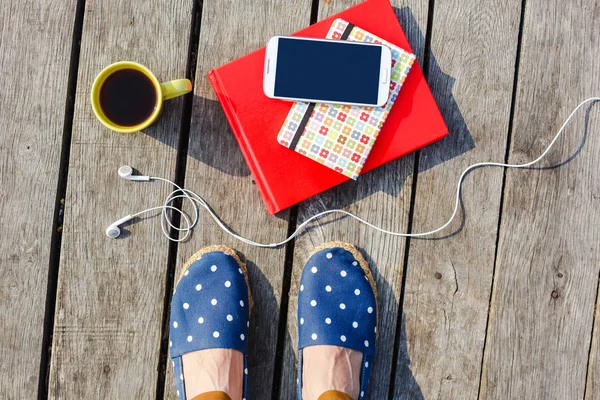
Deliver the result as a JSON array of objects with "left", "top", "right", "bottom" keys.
[
  {"left": 118, "top": 165, "right": 150, "bottom": 181},
  {"left": 118, "top": 165, "right": 133, "bottom": 179},
  {"left": 108, "top": 167, "right": 149, "bottom": 238},
  {"left": 105, "top": 215, "right": 134, "bottom": 238},
  {"left": 105, "top": 225, "right": 122, "bottom": 239}
]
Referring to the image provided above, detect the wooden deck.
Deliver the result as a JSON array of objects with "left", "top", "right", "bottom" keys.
[{"left": 2, "top": 0, "right": 600, "bottom": 398}]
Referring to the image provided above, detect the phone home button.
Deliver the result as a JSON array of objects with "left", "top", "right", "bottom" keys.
[{"left": 382, "top": 68, "right": 389, "bottom": 84}]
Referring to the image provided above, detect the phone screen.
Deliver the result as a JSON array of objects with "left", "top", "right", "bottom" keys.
[{"left": 274, "top": 38, "right": 382, "bottom": 104}]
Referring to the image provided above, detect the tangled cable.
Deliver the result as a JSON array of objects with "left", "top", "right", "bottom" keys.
[{"left": 111, "top": 97, "right": 599, "bottom": 247}]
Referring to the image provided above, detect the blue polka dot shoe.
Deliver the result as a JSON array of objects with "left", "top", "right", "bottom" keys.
[
  {"left": 169, "top": 245, "right": 251, "bottom": 400},
  {"left": 297, "top": 242, "right": 378, "bottom": 399}
]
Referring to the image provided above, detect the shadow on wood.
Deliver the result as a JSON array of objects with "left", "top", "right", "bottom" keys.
[
  {"left": 521, "top": 99, "right": 598, "bottom": 171},
  {"left": 243, "top": 256, "right": 288, "bottom": 398},
  {"left": 393, "top": 314, "right": 425, "bottom": 400},
  {"left": 357, "top": 246, "right": 423, "bottom": 400},
  {"left": 187, "top": 95, "right": 251, "bottom": 177},
  {"left": 417, "top": 97, "right": 599, "bottom": 242},
  {"left": 394, "top": 6, "right": 476, "bottom": 174}
]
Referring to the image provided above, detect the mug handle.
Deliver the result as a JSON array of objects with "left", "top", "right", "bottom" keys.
[{"left": 160, "top": 79, "right": 193, "bottom": 100}]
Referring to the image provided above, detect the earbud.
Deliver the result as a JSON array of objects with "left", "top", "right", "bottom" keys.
[
  {"left": 107, "top": 166, "right": 152, "bottom": 238},
  {"left": 118, "top": 165, "right": 150, "bottom": 181},
  {"left": 106, "top": 215, "right": 134, "bottom": 238}
]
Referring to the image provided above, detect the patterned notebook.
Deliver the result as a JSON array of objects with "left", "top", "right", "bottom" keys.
[{"left": 277, "top": 19, "right": 416, "bottom": 180}]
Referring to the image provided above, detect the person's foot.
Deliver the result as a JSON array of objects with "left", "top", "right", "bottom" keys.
[
  {"left": 169, "top": 246, "right": 251, "bottom": 400},
  {"left": 298, "top": 242, "right": 378, "bottom": 400}
]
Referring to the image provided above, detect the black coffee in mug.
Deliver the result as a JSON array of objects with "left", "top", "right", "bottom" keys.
[{"left": 99, "top": 68, "right": 158, "bottom": 127}]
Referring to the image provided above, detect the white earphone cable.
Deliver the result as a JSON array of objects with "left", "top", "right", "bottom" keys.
[{"left": 123, "top": 97, "right": 599, "bottom": 247}]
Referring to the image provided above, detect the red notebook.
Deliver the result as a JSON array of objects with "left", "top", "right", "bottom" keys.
[{"left": 208, "top": 0, "right": 448, "bottom": 214}]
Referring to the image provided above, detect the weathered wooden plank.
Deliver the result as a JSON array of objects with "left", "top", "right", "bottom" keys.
[
  {"left": 0, "top": 1, "right": 76, "bottom": 398},
  {"left": 280, "top": 1, "right": 429, "bottom": 398},
  {"left": 480, "top": 0, "right": 600, "bottom": 398},
  {"left": 164, "top": 1, "right": 311, "bottom": 399},
  {"left": 587, "top": 288, "right": 600, "bottom": 400},
  {"left": 392, "top": 0, "right": 522, "bottom": 397},
  {"left": 48, "top": 0, "right": 192, "bottom": 398}
]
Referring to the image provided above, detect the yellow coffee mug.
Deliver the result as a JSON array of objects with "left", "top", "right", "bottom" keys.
[{"left": 91, "top": 61, "right": 192, "bottom": 133}]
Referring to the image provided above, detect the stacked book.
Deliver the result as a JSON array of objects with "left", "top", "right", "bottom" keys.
[{"left": 208, "top": 0, "right": 448, "bottom": 214}]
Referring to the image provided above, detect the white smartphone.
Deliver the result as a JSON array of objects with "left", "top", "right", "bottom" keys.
[{"left": 263, "top": 36, "right": 392, "bottom": 107}]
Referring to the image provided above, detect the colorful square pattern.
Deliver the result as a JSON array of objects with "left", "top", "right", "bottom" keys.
[{"left": 277, "top": 18, "right": 416, "bottom": 180}]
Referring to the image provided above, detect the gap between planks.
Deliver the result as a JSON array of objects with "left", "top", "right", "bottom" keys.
[
  {"left": 386, "top": 0, "right": 435, "bottom": 396},
  {"left": 38, "top": 0, "right": 87, "bottom": 397},
  {"left": 270, "top": 1, "right": 319, "bottom": 396},
  {"left": 154, "top": 1, "right": 204, "bottom": 399},
  {"left": 476, "top": 0, "right": 527, "bottom": 397}
]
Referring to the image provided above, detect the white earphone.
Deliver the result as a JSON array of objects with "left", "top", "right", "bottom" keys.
[
  {"left": 105, "top": 215, "right": 134, "bottom": 238},
  {"left": 118, "top": 165, "right": 150, "bottom": 181},
  {"left": 104, "top": 167, "right": 150, "bottom": 237},
  {"left": 107, "top": 97, "right": 599, "bottom": 246}
]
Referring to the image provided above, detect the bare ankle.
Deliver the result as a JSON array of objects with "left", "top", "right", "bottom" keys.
[
  {"left": 302, "top": 345, "right": 362, "bottom": 400},
  {"left": 182, "top": 348, "right": 243, "bottom": 399}
]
